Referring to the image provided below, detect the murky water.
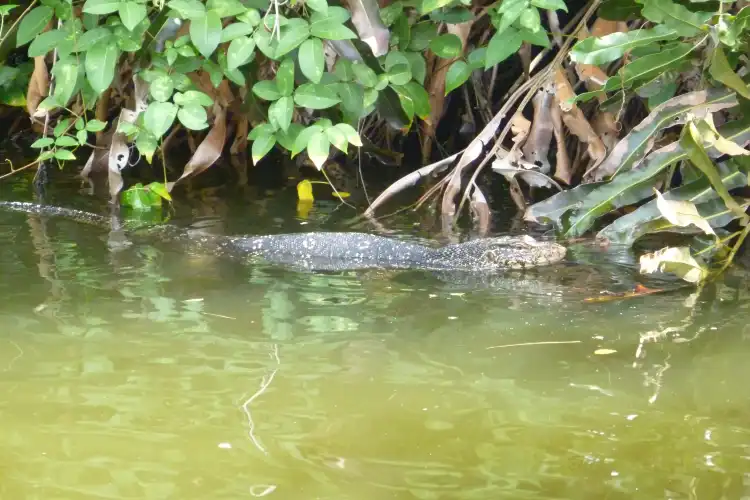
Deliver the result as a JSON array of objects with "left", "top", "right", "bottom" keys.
[{"left": 1, "top": 174, "right": 750, "bottom": 499}]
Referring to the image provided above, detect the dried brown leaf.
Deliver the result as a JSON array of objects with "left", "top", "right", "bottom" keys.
[
  {"left": 554, "top": 69, "right": 607, "bottom": 171},
  {"left": 521, "top": 84, "right": 555, "bottom": 173},
  {"left": 551, "top": 104, "right": 572, "bottom": 184},
  {"left": 510, "top": 114, "right": 531, "bottom": 146},
  {"left": 26, "top": 56, "right": 49, "bottom": 120},
  {"left": 342, "top": 0, "right": 390, "bottom": 56},
  {"left": 167, "top": 105, "right": 228, "bottom": 191}
]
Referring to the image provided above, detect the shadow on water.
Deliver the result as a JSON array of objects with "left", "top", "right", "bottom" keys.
[{"left": 1, "top": 170, "right": 750, "bottom": 498}]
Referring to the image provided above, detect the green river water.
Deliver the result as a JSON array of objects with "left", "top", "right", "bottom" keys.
[{"left": 1, "top": 170, "right": 750, "bottom": 499}]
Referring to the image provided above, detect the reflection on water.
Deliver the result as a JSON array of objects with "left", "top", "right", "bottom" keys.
[{"left": 1, "top": 193, "right": 750, "bottom": 499}]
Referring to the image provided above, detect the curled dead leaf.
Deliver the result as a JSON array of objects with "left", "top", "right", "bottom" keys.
[
  {"left": 654, "top": 189, "right": 716, "bottom": 237},
  {"left": 639, "top": 246, "right": 709, "bottom": 283}
]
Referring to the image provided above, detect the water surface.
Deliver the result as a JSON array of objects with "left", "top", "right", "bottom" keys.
[{"left": 0, "top": 174, "right": 749, "bottom": 499}]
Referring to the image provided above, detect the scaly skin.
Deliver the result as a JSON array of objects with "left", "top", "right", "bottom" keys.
[{"left": 0, "top": 201, "right": 567, "bottom": 272}]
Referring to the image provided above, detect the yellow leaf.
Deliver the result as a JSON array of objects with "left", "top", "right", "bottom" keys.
[{"left": 297, "top": 179, "right": 314, "bottom": 202}]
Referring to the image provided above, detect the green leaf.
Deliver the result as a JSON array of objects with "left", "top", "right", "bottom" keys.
[
  {"left": 352, "top": 61, "right": 378, "bottom": 87},
  {"left": 144, "top": 101, "right": 178, "bottom": 137},
  {"left": 275, "top": 123, "right": 304, "bottom": 151},
  {"left": 28, "top": 29, "right": 68, "bottom": 57},
  {"left": 709, "top": 47, "right": 750, "bottom": 100},
  {"left": 561, "top": 160, "right": 666, "bottom": 238},
  {"left": 495, "top": 0, "right": 529, "bottom": 35},
  {"left": 54, "top": 149, "right": 76, "bottom": 161},
  {"left": 274, "top": 57, "right": 295, "bottom": 97},
  {"left": 385, "top": 50, "right": 410, "bottom": 71},
  {"left": 326, "top": 125, "right": 348, "bottom": 153},
  {"left": 148, "top": 75, "right": 174, "bottom": 101},
  {"left": 190, "top": 10, "right": 222, "bottom": 58},
  {"left": 76, "top": 27, "right": 114, "bottom": 52},
  {"left": 387, "top": 63, "right": 412, "bottom": 85},
  {"left": 146, "top": 182, "right": 173, "bottom": 202},
  {"left": 598, "top": 165, "right": 748, "bottom": 245},
  {"left": 173, "top": 91, "right": 214, "bottom": 107},
  {"left": 227, "top": 36, "right": 256, "bottom": 70},
  {"left": 207, "top": 0, "right": 248, "bottom": 18},
  {"left": 299, "top": 38, "right": 325, "bottom": 83},
  {"left": 485, "top": 26, "right": 523, "bottom": 69},
  {"left": 294, "top": 83, "right": 341, "bottom": 109},
  {"left": 51, "top": 60, "right": 79, "bottom": 107},
  {"left": 85, "top": 41, "right": 119, "bottom": 95},
  {"left": 525, "top": 182, "right": 605, "bottom": 225},
  {"left": 429, "top": 33, "right": 463, "bottom": 58},
  {"left": 380, "top": 1, "right": 403, "bottom": 26},
  {"left": 237, "top": 7, "right": 262, "bottom": 26},
  {"left": 335, "top": 82, "right": 365, "bottom": 117},
  {"left": 420, "top": 0, "right": 453, "bottom": 14},
  {"left": 393, "top": 12, "right": 410, "bottom": 50},
  {"left": 519, "top": 7, "right": 541, "bottom": 32},
  {"left": 445, "top": 60, "right": 470, "bottom": 95},
  {"left": 17, "top": 6, "right": 53, "bottom": 46},
  {"left": 86, "top": 119, "right": 108, "bottom": 132},
  {"left": 640, "top": 0, "right": 712, "bottom": 37},
  {"left": 177, "top": 103, "right": 209, "bottom": 130},
  {"left": 334, "top": 123, "right": 362, "bottom": 146},
  {"left": 400, "top": 81, "right": 430, "bottom": 119},
  {"left": 310, "top": 9, "right": 357, "bottom": 39},
  {"left": 558, "top": 118, "right": 750, "bottom": 237},
  {"left": 430, "top": 7, "right": 474, "bottom": 23},
  {"left": 31, "top": 137, "right": 54, "bottom": 149},
  {"left": 248, "top": 123, "right": 275, "bottom": 140},
  {"left": 253, "top": 80, "right": 282, "bottom": 101},
  {"left": 407, "top": 22, "right": 437, "bottom": 51},
  {"left": 38, "top": 151, "right": 55, "bottom": 162},
  {"left": 167, "top": 0, "right": 206, "bottom": 19},
  {"left": 77, "top": 129, "right": 89, "bottom": 145},
  {"left": 333, "top": 58, "right": 354, "bottom": 81},
  {"left": 119, "top": 1, "right": 147, "bottom": 31},
  {"left": 276, "top": 18, "right": 311, "bottom": 56},
  {"left": 291, "top": 124, "right": 322, "bottom": 156},
  {"left": 0, "top": 5, "right": 18, "bottom": 16},
  {"left": 269, "top": 96, "right": 294, "bottom": 132},
  {"left": 569, "top": 25, "right": 679, "bottom": 65},
  {"left": 53, "top": 119, "right": 72, "bottom": 138},
  {"left": 307, "top": 131, "right": 330, "bottom": 169},
  {"left": 592, "top": 89, "right": 737, "bottom": 180},
  {"left": 306, "top": 0, "right": 329, "bottom": 13},
  {"left": 404, "top": 52, "right": 427, "bottom": 84},
  {"left": 530, "top": 0, "right": 567, "bottom": 11},
  {"left": 55, "top": 136, "right": 79, "bottom": 148},
  {"left": 520, "top": 26, "right": 550, "bottom": 47},
  {"left": 682, "top": 122, "right": 749, "bottom": 223},
  {"left": 597, "top": 42, "right": 694, "bottom": 93},
  {"left": 467, "top": 47, "right": 486, "bottom": 70},
  {"left": 598, "top": 0, "right": 640, "bottom": 20},
  {"left": 83, "top": 0, "right": 121, "bottom": 14},
  {"left": 221, "top": 23, "right": 255, "bottom": 42},
  {"left": 122, "top": 183, "right": 162, "bottom": 209},
  {"left": 251, "top": 131, "right": 276, "bottom": 164}
]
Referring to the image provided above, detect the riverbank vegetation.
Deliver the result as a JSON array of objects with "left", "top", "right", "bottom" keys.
[{"left": 0, "top": 0, "right": 749, "bottom": 284}]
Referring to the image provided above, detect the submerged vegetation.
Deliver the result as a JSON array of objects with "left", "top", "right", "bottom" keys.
[{"left": 1, "top": 0, "right": 750, "bottom": 285}]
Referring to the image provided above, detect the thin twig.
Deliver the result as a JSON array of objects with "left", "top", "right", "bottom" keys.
[{"left": 486, "top": 340, "right": 582, "bottom": 349}]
